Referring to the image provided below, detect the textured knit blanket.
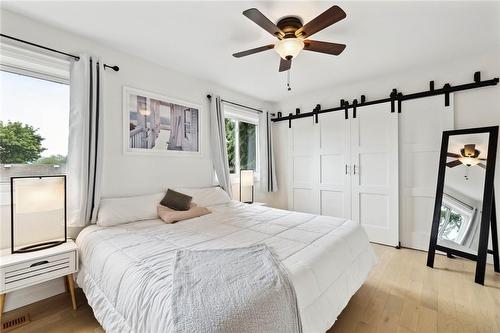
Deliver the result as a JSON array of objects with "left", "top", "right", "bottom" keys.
[{"left": 170, "top": 244, "right": 302, "bottom": 333}]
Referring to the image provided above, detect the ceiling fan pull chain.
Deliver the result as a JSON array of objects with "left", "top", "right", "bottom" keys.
[{"left": 287, "top": 70, "right": 292, "bottom": 91}]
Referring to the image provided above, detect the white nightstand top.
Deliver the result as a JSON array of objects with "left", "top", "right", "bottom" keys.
[{"left": 0, "top": 240, "right": 77, "bottom": 267}]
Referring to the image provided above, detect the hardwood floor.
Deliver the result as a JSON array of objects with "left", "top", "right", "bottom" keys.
[
  {"left": 328, "top": 244, "right": 500, "bottom": 333},
  {"left": 2, "top": 244, "right": 499, "bottom": 333}
]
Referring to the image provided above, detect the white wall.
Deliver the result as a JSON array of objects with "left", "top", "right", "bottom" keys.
[
  {"left": 0, "top": 9, "right": 272, "bottom": 310},
  {"left": 0, "top": 8, "right": 273, "bottom": 229},
  {"left": 270, "top": 50, "right": 500, "bottom": 256}
]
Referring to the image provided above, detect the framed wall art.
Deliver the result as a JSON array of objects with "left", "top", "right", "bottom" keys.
[{"left": 123, "top": 87, "right": 201, "bottom": 155}]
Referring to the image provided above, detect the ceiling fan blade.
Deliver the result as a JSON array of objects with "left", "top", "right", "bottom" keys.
[
  {"left": 303, "top": 40, "right": 346, "bottom": 55},
  {"left": 447, "top": 152, "right": 460, "bottom": 158},
  {"left": 243, "top": 8, "right": 284, "bottom": 38},
  {"left": 279, "top": 57, "right": 291, "bottom": 72},
  {"left": 232, "top": 44, "right": 275, "bottom": 58},
  {"left": 296, "top": 5, "right": 346, "bottom": 38},
  {"left": 446, "top": 160, "right": 462, "bottom": 168},
  {"left": 478, "top": 163, "right": 486, "bottom": 169}
]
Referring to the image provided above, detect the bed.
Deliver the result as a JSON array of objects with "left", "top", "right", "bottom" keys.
[{"left": 76, "top": 189, "right": 376, "bottom": 333}]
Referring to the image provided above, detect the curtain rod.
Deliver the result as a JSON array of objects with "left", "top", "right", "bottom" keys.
[
  {"left": 206, "top": 94, "right": 263, "bottom": 114},
  {"left": 0, "top": 33, "right": 120, "bottom": 72}
]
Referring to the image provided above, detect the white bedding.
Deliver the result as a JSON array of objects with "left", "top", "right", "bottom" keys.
[{"left": 76, "top": 201, "right": 377, "bottom": 333}]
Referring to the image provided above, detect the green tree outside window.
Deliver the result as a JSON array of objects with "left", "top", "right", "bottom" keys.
[
  {"left": 0, "top": 121, "right": 46, "bottom": 164},
  {"left": 225, "top": 118, "right": 236, "bottom": 173},
  {"left": 239, "top": 122, "right": 256, "bottom": 170}
]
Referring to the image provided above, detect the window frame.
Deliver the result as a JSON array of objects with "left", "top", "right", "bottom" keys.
[
  {"left": 0, "top": 45, "right": 71, "bottom": 175},
  {"left": 223, "top": 107, "right": 260, "bottom": 183},
  {"left": 0, "top": 43, "right": 70, "bottom": 85}
]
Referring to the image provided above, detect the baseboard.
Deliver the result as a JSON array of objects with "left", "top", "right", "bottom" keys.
[{"left": 3, "top": 277, "right": 65, "bottom": 312}]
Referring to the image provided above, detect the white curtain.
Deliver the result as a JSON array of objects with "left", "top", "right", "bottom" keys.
[
  {"left": 259, "top": 111, "right": 278, "bottom": 192},
  {"left": 210, "top": 96, "right": 232, "bottom": 198},
  {"left": 67, "top": 55, "right": 104, "bottom": 226}
]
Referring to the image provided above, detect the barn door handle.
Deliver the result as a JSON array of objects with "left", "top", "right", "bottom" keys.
[
  {"left": 345, "top": 164, "right": 348, "bottom": 175},
  {"left": 353, "top": 165, "right": 357, "bottom": 175}
]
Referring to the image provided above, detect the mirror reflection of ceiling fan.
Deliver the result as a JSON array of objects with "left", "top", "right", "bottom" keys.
[{"left": 447, "top": 144, "right": 487, "bottom": 169}]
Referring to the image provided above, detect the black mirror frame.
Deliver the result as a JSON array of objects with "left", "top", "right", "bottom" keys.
[{"left": 426, "top": 126, "right": 499, "bottom": 285}]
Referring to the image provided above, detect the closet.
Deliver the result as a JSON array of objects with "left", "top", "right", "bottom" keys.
[
  {"left": 288, "top": 103, "right": 399, "bottom": 246},
  {"left": 288, "top": 96, "right": 453, "bottom": 248},
  {"left": 399, "top": 95, "right": 453, "bottom": 250}
]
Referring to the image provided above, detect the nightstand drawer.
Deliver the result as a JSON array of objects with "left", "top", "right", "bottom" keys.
[{"left": 2, "top": 251, "right": 76, "bottom": 292}]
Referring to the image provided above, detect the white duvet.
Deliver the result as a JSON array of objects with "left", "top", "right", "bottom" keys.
[{"left": 76, "top": 201, "right": 376, "bottom": 333}]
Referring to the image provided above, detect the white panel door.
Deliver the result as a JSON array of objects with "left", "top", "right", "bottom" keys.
[
  {"left": 351, "top": 103, "right": 399, "bottom": 246},
  {"left": 288, "top": 117, "right": 320, "bottom": 214},
  {"left": 399, "top": 95, "right": 454, "bottom": 250},
  {"left": 318, "top": 111, "right": 351, "bottom": 218}
]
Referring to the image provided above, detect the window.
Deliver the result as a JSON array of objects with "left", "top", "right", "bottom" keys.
[
  {"left": 439, "top": 195, "right": 474, "bottom": 244},
  {"left": 0, "top": 44, "right": 70, "bottom": 183},
  {"left": 184, "top": 109, "right": 192, "bottom": 139},
  {"left": 224, "top": 107, "right": 259, "bottom": 177}
]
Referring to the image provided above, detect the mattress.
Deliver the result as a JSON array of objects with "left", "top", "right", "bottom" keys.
[{"left": 76, "top": 201, "right": 377, "bottom": 333}]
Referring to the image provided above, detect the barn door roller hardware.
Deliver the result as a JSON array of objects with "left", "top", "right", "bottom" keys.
[
  {"left": 312, "top": 104, "right": 320, "bottom": 123},
  {"left": 272, "top": 71, "right": 499, "bottom": 124}
]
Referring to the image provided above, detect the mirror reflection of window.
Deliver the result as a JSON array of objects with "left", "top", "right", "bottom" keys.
[{"left": 439, "top": 195, "right": 475, "bottom": 244}]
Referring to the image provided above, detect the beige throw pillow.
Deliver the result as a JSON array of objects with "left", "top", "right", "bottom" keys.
[{"left": 157, "top": 203, "right": 211, "bottom": 224}]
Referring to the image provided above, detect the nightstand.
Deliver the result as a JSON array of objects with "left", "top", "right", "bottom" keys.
[{"left": 0, "top": 240, "right": 78, "bottom": 322}]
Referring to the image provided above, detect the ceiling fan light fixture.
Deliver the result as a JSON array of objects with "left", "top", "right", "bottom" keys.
[
  {"left": 274, "top": 38, "right": 304, "bottom": 60},
  {"left": 139, "top": 108, "right": 151, "bottom": 116},
  {"left": 459, "top": 156, "right": 480, "bottom": 167}
]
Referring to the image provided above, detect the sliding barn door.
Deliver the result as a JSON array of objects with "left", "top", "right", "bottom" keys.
[
  {"left": 351, "top": 103, "right": 399, "bottom": 246},
  {"left": 399, "top": 95, "right": 454, "bottom": 250},
  {"left": 288, "top": 117, "right": 320, "bottom": 214},
  {"left": 318, "top": 111, "right": 351, "bottom": 218}
]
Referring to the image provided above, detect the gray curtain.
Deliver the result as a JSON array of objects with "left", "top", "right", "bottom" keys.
[
  {"left": 67, "top": 55, "right": 103, "bottom": 226},
  {"left": 210, "top": 96, "right": 232, "bottom": 197},
  {"left": 259, "top": 111, "right": 278, "bottom": 192}
]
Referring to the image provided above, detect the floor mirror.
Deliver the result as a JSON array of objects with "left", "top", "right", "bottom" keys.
[{"left": 426, "top": 126, "right": 499, "bottom": 285}]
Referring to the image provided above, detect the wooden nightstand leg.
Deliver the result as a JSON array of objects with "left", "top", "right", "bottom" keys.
[
  {"left": 66, "top": 274, "right": 77, "bottom": 310},
  {"left": 0, "top": 293, "right": 5, "bottom": 323}
]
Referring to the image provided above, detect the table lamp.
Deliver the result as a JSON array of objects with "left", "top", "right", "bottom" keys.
[
  {"left": 240, "top": 170, "right": 254, "bottom": 204},
  {"left": 11, "top": 175, "right": 67, "bottom": 253}
]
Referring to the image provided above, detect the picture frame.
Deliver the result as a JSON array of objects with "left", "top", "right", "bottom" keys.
[{"left": 122, "top": 86, "right": 202, "bottom": 156}]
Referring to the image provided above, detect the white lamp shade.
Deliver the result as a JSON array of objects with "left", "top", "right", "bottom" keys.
[
  {"left": 15, "top": 177, "right": 65, "bottom": 214},
  {"left": 12, "top": 176, "right": 66, "bottom": 250},
  {"left": 240, "top": 170, "right": 254, "bottom": 187},
  {"left": 458, "top": 156, "right": 481, "bottom": 167},
  {"left": 274, "top": 38, "right": 304, "bottom": 60}
]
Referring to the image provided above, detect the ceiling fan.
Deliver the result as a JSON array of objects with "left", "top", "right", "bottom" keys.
[
  {"left": 447, "top": 144, "right": 487, "bottom": 169},
  {"left": 232, "top": 6, "right": 347, "bottom": 72}
]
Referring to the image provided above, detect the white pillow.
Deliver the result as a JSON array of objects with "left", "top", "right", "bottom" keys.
[
  {"left": 97, "top": 192, "right": 165, "bottom": 227},
  {"left": 173, "top": 186, "right": 230, "bottom": 207}
]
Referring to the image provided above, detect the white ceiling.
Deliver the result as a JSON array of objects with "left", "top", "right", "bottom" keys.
[{"left": 2, "top": 1, "right": 500, "bottom": 103}]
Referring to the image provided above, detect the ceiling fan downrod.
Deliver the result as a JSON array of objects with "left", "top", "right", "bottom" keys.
[{"left": 287, "top": 70, "right": 292, "bottom": 91}]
